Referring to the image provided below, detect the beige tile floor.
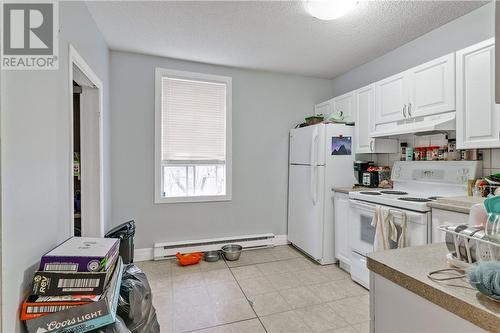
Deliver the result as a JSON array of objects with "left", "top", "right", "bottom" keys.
[{"left": 136, "top": 245, "right": 369, "bottom": 333}]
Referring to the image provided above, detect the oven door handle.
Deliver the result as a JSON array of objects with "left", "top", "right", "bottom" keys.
[{"left": 350, "top": 200, "right": 427, "bottom": 221}]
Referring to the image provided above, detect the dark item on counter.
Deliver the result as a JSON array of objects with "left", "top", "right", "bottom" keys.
[
  {"left": 362, "top": 170, "right": 379, "bottom": 188},
  {"left": 400, "top": 142, "right": 407, "bottom": 161},
  {"left": 353, "top": 161, "right": 373, "bottom": 186},
  {"left": 117, "top": 264, "right": 160, "bottom": 333}
]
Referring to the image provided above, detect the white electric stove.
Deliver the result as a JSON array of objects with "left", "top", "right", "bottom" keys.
[{"left": 348, "top": 161, "right": 482, "bottom": 289}]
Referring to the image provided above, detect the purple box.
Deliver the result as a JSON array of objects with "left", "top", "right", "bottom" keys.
[{"left": 39, "top": 237, "right": 119, "bottom": 273}]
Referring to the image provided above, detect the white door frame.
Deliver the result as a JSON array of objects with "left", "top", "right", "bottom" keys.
[{"left": 68, "top": 44, "right": 105, "bottom": 237}]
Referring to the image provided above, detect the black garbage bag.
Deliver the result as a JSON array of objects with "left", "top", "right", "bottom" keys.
[
  {"left": 90, "top": 315, "right": 131, "bottom": 333},
  {"left": 118, "top": 264, "right": 160, "bottom": 333}
]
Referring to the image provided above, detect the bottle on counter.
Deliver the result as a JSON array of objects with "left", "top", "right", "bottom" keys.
[
  {"left": 406, "top": 147, "right": 414, "bottom": 161},
  {"left": 431, "top": 146, "right": 440, "bottom": 161},
  {"left": 441, "top": 146, "right": 448, "bottom": 160},
  {"left": 426, "top": 147, "right": 433, "bottom": 161},
  {"left": 448, "top": 139, "right": 458, "bottom": 160},
  {"left": 400, "top": 142, "right": 407, "bottom": 161},
  {"left": 420, "top": 147, "right": 427, "bottom": 161},
  {"left": 414, "top": 147, "right": 421, "bottom": 161}
]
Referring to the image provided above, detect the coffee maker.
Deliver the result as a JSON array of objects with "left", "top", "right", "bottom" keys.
[{"left": 353, "top": 161, "right": 373, "bottom": 186}]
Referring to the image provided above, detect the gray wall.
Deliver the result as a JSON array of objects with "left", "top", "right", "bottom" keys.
[
  {"left": 109, "top": 51, "right": 333, "bottom": 249},
  {"left": 0, "top": 3, "right": 110, "bottom": 331},
  {"left": 331, "top": 1, "right": 495, "bottom": 96}
]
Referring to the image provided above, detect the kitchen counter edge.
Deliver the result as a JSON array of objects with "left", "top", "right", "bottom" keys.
[
  {"left": 428, "top": 196, "right": 485, "bottom": 214},
  {"left": 367, "top": 244, "right": 500, "bottom": 333}
]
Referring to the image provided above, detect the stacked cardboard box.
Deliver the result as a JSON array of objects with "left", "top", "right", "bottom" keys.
[{"left": 21, "top": 237, "right": 123, "bottom": 333}]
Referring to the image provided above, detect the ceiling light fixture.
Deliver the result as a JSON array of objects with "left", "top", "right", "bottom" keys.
[{"left": 306, "top": 0, "right": 359, "bottom": 20}]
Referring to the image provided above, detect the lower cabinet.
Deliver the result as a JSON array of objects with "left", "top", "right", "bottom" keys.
[
  {"left": 371, "top": 273, "right": 486, "bottom": 333},
  {"left": 334, "top": 192, "right": 351, "bottom": 269},
  {"left": 431, "top": 208, "right": 469, "bottom": 243}
]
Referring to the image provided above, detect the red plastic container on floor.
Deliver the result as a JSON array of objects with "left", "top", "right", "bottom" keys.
[{"left": 176, "top": 252, "right": 203, "bottom": 266}]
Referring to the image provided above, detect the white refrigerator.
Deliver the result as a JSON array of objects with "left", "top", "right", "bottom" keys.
[{"left": 288, "top": 123, "right": 356, "bottom": 265}]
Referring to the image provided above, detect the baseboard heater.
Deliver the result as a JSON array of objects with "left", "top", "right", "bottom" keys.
[{"left": 153, "top": 233, "right": 276, "bottom": 260}]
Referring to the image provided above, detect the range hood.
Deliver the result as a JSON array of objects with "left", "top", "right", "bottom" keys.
[{"left": 371, "top": 112, "right": 456, "bottom": 138}]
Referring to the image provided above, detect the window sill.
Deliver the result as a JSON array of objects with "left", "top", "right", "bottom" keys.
[{"left": 154, "top": 195, "right": 232, "bottom": 204}]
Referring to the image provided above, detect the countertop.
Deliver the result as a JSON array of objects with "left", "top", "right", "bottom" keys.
[
  {"left": 367, "top": 243, "right": 500, "bottom": 332},
  {"left": 332, "top": 186, "right": 391, "bottom": 194},
  {"left": 428, "top": 196, "right": 485, "bottom": 214}
]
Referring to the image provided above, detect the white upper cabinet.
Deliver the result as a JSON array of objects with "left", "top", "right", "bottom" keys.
[
  {"left": 354, "top": 85, "right": 373, "bottom": 153},
  {"left": 375, "top": 72, "right": 408, "bottom": 124},
  {"left": 355, "top": 85, "right": 398, "bottom": 154},
  {"left": 408, "top": 53, "right": 455, "bottom": 118},
  {"left": 374, "top": 53, "right": 455, "bottom": 127},
  {"left": 456, "top": 38, "right": 500, "bottom": 149},
  {"left": 332, "top": 91, "right": 354, "bottom": 121},
  {"left": 314, "top": 99, "right": 332, "bottom": 116}
]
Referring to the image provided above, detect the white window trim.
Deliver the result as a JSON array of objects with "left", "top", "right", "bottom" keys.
[{"left": 154, "top": 67, "right": 232, "bottom": 204}]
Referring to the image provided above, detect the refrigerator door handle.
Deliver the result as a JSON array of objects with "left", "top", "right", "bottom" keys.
[
  {"left": 310, "top": 126, "right": 319, "bottom": 166},
  {"left": 310, "top": 166, "right": 317, "bottom": 205},
  {"left": 310, "top": 126, "right": 319, "bottom": 205}
]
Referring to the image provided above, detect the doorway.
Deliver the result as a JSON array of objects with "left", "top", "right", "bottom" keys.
[{"left": 69, "top": 45, "right": 104, "bottom": 237}]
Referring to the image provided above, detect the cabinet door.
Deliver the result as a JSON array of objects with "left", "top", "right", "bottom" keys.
[
  {"left": 334, "top": 193, "right": 351, "bottom": 266},
  {"left": 354, "top": 85, "right": 374, "bottom": 153},
  {"left": 431, "top": 209, "right": 469, "bottom": 244},
  {"left": 408, "top": 53, "right": 455, "bottom": 118},
  {"left": 375, "top": 72, "right": 408, "bottom": 124},
  {"left": 315, "top": 100, "right": 332, "bottom": 116},
  {"left": 332, "top": 92, "right": 354, "bottom": 121},
  {"left": 355, "top": 85, "right": 398, "bottom": 154},
  {"left": 456, "top": 38, "right": 500, "bottom": 149}
]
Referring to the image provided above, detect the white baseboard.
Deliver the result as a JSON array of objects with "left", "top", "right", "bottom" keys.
[
  {"left": 275, "top": 234, "right": 290, "bottom": 246},
  {"left": 134, "top": 234, "right": 289, "bottom": 262},
  {"left": 134, "top": 248, "right": 154, "bottom": 262}
]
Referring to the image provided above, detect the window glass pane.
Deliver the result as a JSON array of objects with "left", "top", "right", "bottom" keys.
[
  {"left": 162, "top": 164, "right": 225, "bottom": 198},
  {"left": 162, "top": 166, "right": 187, "bottom": 197},
  {"left": 194, "top": 165, "right": 226, "bottom": 196}
]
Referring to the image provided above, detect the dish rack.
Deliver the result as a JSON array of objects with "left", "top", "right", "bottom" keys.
[{"left": 439, "top": 215, "right": 500, "bottom": 269}]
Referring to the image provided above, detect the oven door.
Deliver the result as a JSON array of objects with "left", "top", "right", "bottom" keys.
[
  {"left": 349, "top": 199, "right": 377, "bottom": 257},
  {"left": 349, "top": 199, "right": 430, "bottom": 257}
]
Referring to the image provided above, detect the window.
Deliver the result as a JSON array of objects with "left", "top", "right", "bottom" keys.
[{"left": 155, "top": 68, "right": 232, "bottom": 203}]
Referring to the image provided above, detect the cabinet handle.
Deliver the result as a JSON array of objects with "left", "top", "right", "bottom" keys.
[
  {"left": 402, "top": 104, "right": 407, "bottom": 118},
  {"left": 408, "top": 103, "right": 412, "bottom": 117},
  {"left": 370, "top": 140, "right": 374, "bottom": 152}
]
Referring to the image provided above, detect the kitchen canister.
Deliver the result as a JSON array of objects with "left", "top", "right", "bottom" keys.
[{"left": 406, "top": 147, "right": 414, "bottom": 161}]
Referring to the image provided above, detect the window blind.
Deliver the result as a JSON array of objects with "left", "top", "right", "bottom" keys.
[{"left": 161, "top": 77, "right": 226, "bottom": 162}]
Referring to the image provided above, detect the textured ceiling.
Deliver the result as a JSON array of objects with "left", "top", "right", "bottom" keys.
[{"left": 86, "top": 1, "right": 488, "bottom": 79}]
